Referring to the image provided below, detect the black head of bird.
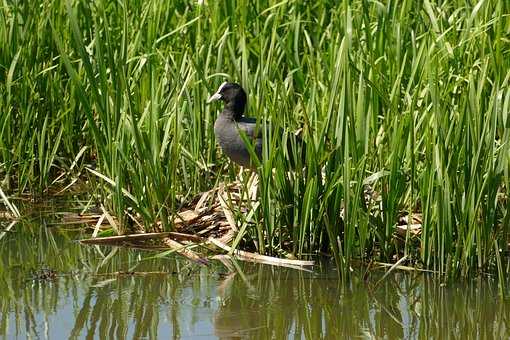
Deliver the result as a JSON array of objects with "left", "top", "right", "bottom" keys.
[{"left": 207, "top": 82, "right": 247, "bottom": 119}]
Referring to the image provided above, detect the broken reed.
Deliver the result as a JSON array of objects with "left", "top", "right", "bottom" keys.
[{"left": 0, "top": 0, "right": 509, "bottom": 278}]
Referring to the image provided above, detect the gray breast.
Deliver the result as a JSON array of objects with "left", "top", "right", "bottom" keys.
[{"left": 214, "top": 117, "right": 262, "bottom": 168}]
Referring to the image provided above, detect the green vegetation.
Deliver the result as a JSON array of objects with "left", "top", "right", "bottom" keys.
[{"left": 1, "top": 0, "right": 509, "bottom": 278}]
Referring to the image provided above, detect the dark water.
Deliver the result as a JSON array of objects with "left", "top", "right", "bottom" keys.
[{"left": 1, "top": 211, "right": 509, "bottom": 339}]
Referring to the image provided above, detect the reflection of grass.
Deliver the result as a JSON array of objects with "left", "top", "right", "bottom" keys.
[
  {"left": 1, "top": 1, "right": 509, "bottom": 277},
  {"left": 1, "top": 217, "right": 509, "bottom": 338},
  {"left": 214, "top": 263, "right": 510, "bottom": 339},
  {"left": 0, "top": 218, "right": 217, "bottom": 339}
]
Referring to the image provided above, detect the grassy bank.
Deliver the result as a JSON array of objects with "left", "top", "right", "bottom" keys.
[{"left": 1, "top": 0, "right": 509, "bottom": 278}]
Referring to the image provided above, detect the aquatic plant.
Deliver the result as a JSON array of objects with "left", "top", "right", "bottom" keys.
[{"left": 1, "top": 0, "right": 509, "bottom": 278}]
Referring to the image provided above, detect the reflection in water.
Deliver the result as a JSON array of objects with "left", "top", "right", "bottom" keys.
[
  {"left": 213, "top": 266, "right": 509, "bottom": 339},
  {"left": 0, "top": 215, "right": 509, "bottom": 339}
]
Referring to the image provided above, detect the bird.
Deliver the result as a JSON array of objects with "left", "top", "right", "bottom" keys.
[{"left": 207, "top": 82, "right": 263, "bottom": 169}]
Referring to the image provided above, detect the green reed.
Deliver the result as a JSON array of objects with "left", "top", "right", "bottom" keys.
[{"left": 1, "top": 0, "right": 509, "bottom": 278}]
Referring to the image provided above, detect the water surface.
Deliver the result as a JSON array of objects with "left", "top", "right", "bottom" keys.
[{"left": 1, "top": 209, "right": 509, "bottom": 339}]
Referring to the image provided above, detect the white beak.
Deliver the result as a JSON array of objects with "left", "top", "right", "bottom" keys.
[
  {"left": 207, "top": 92, "right": 222, "bottom": 103},
  {"left": 207, "top": 81, "right": 228, "bottom": 103}
]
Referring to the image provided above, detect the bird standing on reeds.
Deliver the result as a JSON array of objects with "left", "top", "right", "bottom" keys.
[
  {"left": 208, "top": 82, "right": 305, "bottom": 170},
  {"left": 207, "top": 82, "right": 263, "bottom": 169}
]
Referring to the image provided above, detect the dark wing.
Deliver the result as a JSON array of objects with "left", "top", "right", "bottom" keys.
[
  {"left": 236, "top": 117, "right": 262, "bottom": 139},
  {"left": 236, "top": 117, "right": 264, "bottom": 158}
]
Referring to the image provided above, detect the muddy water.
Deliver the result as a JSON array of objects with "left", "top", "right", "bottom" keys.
[{"left": 1, "top": 212, "right": 509, "bottom": 339}]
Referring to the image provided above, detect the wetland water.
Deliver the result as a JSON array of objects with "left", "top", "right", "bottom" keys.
[{"left": 1, "top": 211, "right": 509, "bottom": 339}]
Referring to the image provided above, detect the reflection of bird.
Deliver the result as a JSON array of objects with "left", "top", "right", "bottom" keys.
[{"left": 207, "top": 82, "right": 262, "bottom": 169}]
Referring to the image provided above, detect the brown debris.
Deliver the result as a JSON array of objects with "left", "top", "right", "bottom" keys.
[
  {"left": 78, "top": 174, "right": 316, "bottom": 268},
  {"left": 395, "top": 213, "right": 423, "bottom": 238}
]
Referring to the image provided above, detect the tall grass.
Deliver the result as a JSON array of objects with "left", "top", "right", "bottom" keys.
[{"left": 1, "top": 0, "right": 509, "bottom": 278}]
